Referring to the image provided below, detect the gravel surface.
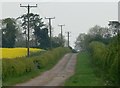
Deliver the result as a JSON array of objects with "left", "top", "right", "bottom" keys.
[{"left": 16, "top": 53, "right": 77, "bottom": 86}]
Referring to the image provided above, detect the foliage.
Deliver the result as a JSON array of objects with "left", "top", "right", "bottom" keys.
[
  {"left": 75, "top": 25, "right": 112, "bottom": 51},
  {"left": 34, "top": 27, "right": 50, "bottom": 49},
  {"left": 89, "top": 41, "right": 107, "bottom": 67},
  {"left": 75, "top": 25, "right": 119, "bottom": 85},
  {"left": 64, "top": 52, "right": 104, "bottom": 86},
  {"left": 52, "top": 34, "right": 65, "bottom": 48},
  {"left": 14, "top": 20, "right": 26, "bottom": 47},
  {"left": 88, "top": 25, "right": 112, "bottom": 38},
  {"left": 2, "top": 18, "right": 17, "bottom": 48},
  {"left": 89, "top": 36, "right": 119, "bottom": 85},
  {"left": 17, "top": 13, "right": 50, "bottom": 49},
  {"left": 1, "top": 14, "right": 67, "bottom": 49},
  {"left": 2, "top": 47, "right": 71, "bottom": 83}
]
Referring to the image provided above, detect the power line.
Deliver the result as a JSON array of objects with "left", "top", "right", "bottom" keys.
[
  {"left": 58, "top": 24, "right": 65, "bottom": 46},
  {"left": 45, "top": 17, "right": 55, "bottom": 49},
  {"left": 20, "top": 4, "right": 37, "bottom": 57}
]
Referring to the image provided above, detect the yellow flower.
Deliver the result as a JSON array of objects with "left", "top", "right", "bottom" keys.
[{"left": 0, "top": 48, "right": 41, "bottom": 59}]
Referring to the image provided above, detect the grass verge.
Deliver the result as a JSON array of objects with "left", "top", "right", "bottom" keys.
[
  {"left": 64, "top": 51, "right": 105, "bottom": 86},
  {"left": 3, "top": 64, "right": 53, "bottom": 86},
  {"left": 3, "top": 47, "right": 71, "bottom": 86}
]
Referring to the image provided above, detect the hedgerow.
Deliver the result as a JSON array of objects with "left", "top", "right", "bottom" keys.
[
  {"left": 89, "top": 36, "right": 119, "bottom": 85},
  {"left": 2, "top": 47, "right": 71, "bottom": 81}
]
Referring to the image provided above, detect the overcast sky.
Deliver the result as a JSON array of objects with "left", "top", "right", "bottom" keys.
[{"left": 1, "top": 2, "right": 118, "bottom": 48}]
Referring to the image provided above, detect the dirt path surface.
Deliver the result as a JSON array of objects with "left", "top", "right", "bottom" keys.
[{"left": 16, "top": 53, "right": 77, "bottom": 86}]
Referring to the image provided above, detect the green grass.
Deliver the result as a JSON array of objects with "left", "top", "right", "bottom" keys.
[
  {"left": 3, "top": 64, "right": 53, "bottom": 86},
  {"left": 3, "top": 47, "right": 71, "bottom": 86},
  {"left": 64, "top": 51, "right": 105, "bottom": 86}
]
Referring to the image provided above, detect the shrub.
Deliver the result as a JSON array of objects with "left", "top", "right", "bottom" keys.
[
  {"left": 2, "top": 47, "right": 71, "bottom": 81},
  {"left": 88, "top": 37, "right": 120, "bottom": 85},
  {"left": 89, "top": 41, "right": 107, "bottom": 67}
]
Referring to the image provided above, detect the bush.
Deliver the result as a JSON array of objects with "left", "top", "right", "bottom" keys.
[
  {"left": 2, "top": 47, "right": 71, "bottom": 81},
  {"left": 89, "top": 41, "right": 107, "bottom": 67},
  {"left": 88, "top": 36, "right": 120, "bottom": 85}
]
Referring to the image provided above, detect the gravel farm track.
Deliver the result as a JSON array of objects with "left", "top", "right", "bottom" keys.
[{"left": 15, "top": 53, "right": 77, "bottom": 86}]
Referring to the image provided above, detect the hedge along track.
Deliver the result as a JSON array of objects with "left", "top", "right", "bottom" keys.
[{"left": 15, "top": 53, "right": 77, "bottom": 86}]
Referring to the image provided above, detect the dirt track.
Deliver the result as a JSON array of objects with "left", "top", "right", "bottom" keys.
[{"left": 16, "top": 53, "right": 77, "bottom": 86}]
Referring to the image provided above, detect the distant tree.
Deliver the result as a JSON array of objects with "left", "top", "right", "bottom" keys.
[
  {"left": 2, "top": 18, "right": 17, "bottom": 48},
  {"left": 34, "top": 26, "right": 50, "bottom": 49},
  {"left": 15, "top": 20, "right": 27, "bottom": 47},
  {"left": 0, "top": 20, "right": 2, "bottom": 47},
  {"left": 52, "top": 37, "right": 61, "bottom": 48},
  {"left": 52, "top": 33, "right": 65, "bottom": 48},
  {"left": 17, "top": 13, "right": 50, "bottom": 49},
  {"left": 75, "top": 33, "right": 86, "bottom": 51},
  {"left": 17, "top": 13, "right": 42, "bottom": 41},
  {"left": 88, "top": 25, "right": 112, "bottom": 44},
  {"left": 75, "top": 25, "right": 112, "bottom": 51},
  {"left": 88, "top": 25, "right": 111, "bottom": 38},
  {"left": 75, "top": 24, "right": 120, "bottom": 85},
  {"left": 0, "top": 29, "right": 2, "bottom": 47}
]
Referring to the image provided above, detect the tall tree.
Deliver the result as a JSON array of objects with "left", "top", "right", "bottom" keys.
[
  {"left": 17, "top": 13, "right": 50, "bottom": 49},
  {"left": 34, "top": 26, "right": 50, "bottom": 49},
  {"left": 15, "top": 20, "right": 27, "bottom": 47},
  {"left": 2, "top": 18, "right": 17, "bottom": 48}
]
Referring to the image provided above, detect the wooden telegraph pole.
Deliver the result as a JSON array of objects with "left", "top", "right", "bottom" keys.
[
  {"left": 45, "top": 17, "right": 55, "bottom": 49},
  {"left": 58, "top": 24, "right": 65, "bottom": 46},
  {"left": 20, "top": 4, "right": 37, "bottom": 57}
]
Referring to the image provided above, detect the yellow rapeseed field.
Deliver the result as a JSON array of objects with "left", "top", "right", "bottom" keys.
[{"left": 0, "top": 48, "right": 41, "bottom": 59}]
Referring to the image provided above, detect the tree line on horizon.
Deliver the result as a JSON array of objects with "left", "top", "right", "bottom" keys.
[{"left": 0, "top": 13, "right": 65, "bottom": 49}]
